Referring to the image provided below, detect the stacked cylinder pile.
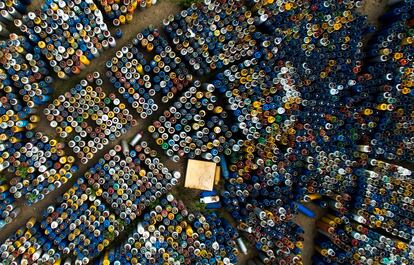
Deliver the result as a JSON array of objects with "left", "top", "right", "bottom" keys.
[
  {"left": 356, "top": 0, "right": 413, "bottom": 162},
  {"left": 98, "top": 0, "right": 157, "bottom": 27},
  {"left": 2, "top": 141, "right": 241, "bottom": 264},
  {"left": 16, "top": 0, "right": 114, "bottom": 79},
  {"left": 0, "top": 0, "right": 412, "bottom": 265},
  {"left": 164, "top": 0, "right": 258, "bottom": 76},
  {"left": 1, "top": 129, "right": 76, "bottom": 206},
  {"left": 44, "top": 72, "right": 137, "bottom": 164},
  {"left": 0, "top": 0, "right": 30, "bottom": 35},
  {"left": 40, "top": 176, "right": 124, "bottom": 264},
  {"left": 312, "top": 1, "right": 414, "bottom": 264},
  {"left": 0, "top": 176, "right": 15, "bottom": 231},
  {"left": 97, "top": 194, "right": 240, "bottom": 265},
  {"left": 0, "top": 218, "right": 62, "bottom": 265},
  {"left": 161, "top": 0, "right": 413, "bottom": 264},
  {"left": 84, "top": 141, "right": 181, "bottom": 225},
  {"left": 8, "top": 131, "right": 77, "bottom": 205},
  {"left": 134, "top": 28, "right": 193, "bottom": 105},
  {"left": 0, "top": 34, "right": 53, "bottom": 112},
  {"left": 149, "top": 80, "right": 235, "bottom": 163},
  {"left": 0, "top": 32, "right": 76, "bottom": 227},
  {"left": 106, "top": 27, "right": 193, "bottom": 119},
  {"left": 212, "top": 54, "right": 306, "bottom": 264}
]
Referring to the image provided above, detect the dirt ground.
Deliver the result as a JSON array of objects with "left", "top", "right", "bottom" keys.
[{"left": 0, "top": 0, "right": 387, "bottom": 264}]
